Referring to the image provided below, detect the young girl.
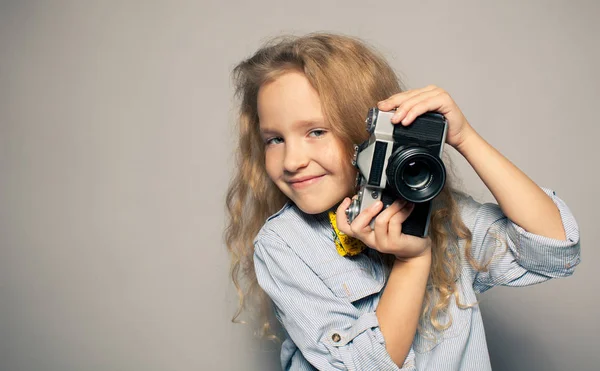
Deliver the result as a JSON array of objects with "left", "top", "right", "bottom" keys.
[{"left": 225, "top": 33, "right": 580, "bottom": 370}]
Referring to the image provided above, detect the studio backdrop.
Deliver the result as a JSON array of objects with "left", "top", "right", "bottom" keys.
[{"left": 1, "top": 1, "right": 598, "bottom": 370}]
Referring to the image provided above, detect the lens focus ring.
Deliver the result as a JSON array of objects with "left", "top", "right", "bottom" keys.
[{"left": 386, "top": 147, "right": 446, "bottom": 203}]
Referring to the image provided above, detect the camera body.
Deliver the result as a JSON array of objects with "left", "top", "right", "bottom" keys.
[{"left": 345, "top": 108, "right": 448, "bottom": 237}]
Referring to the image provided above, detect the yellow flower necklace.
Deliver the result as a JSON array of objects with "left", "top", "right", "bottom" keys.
[{"left": 328, "top": 210, "right": 367, "bottom": 257}]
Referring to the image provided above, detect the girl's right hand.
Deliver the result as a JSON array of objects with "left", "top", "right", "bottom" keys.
[{"left": 335, "top": 197, "right": 431, "bottom": 260}]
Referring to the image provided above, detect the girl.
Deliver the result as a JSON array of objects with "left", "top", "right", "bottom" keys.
[{"left": 225, "top": 33, "right": 580, "bottom": 370}]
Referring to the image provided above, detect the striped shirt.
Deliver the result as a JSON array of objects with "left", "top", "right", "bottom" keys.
[{"left": 253, "top": 187, "right": 580, "bottom": 370}]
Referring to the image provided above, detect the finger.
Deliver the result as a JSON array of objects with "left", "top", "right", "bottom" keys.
[
  {"left": 377, "top": 85, "right": 438, "bottom": 111},
  {"left": 372, "top": 200, "right": 405, "bottom": 248},
  {"left": 350, "top": 200, "right": 383, "bottom": 231},
  {"left": 335, "top": 197, "right": 354, "bottom": 236},
  {"left": 349, "top": 201, "right": 383, "bottom": 241},
  {"left": 377, "top": 86, "right": 436, "bottom": 110},
  {"left": 388, "top": 202, "right": 415, "bottom": 237},
  {"left": 378, "top": 199, "right": 406, "bottom": 219},
  {"left": 390, "top": 89, "right": 444, "bottom": 124},
  {"left": 372, "top": 199, "right": 404, "bottom": 231},
  {"left": 399, "top": 91, "right": 451, "bottom": 126}
]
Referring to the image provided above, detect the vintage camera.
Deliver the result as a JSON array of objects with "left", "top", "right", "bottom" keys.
[{"left": 345, "top": 108, "right": 448, "bottom": 237}]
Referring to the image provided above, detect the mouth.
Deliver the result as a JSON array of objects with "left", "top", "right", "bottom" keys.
[{"left": 289, "top": 175, "right": 325, "bottom": 189}]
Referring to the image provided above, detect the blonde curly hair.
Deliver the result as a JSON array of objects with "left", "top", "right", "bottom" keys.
[{"left": 224, "top": 32, "right": 483, "bottom": 340}]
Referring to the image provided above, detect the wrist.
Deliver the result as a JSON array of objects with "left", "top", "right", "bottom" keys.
[
  {"left": 453, "top": 124, "right": 480, "bottom": 154},
  {"left": 394, "top": 243, "right": 432, "bottom": 265}
]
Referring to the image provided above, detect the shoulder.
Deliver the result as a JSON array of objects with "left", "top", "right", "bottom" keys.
[
  {"left": 254, "top": 202, "right": 329, "bottom": 245},
  {"left": 446, "top": 188, "right": 500, "bottom": 230},
  {"left": 254, "top": 202, "right": 343, "bottom": 269},
  {"left": 431, "top": 188, "right": 482, "bottom": 224},
  {"left": 450, "top": 188, "right": 481, "bottom": 211}
]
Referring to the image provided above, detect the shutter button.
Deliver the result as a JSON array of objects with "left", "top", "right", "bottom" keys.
[{"left": 331, "top": 333, "right": 341, "bottom": 342}]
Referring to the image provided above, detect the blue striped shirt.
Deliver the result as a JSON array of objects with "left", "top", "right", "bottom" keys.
[{"left": 253, "top": 187, "right": 580, "bottom": 370}]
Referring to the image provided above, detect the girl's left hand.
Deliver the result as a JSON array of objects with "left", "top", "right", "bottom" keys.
[{"left": 377, "top": 85, "right": 475, "bottom": 149}]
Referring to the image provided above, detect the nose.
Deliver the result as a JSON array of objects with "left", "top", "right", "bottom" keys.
[{"left": 283, "top": 142, "right": 309, "bottom": 173}]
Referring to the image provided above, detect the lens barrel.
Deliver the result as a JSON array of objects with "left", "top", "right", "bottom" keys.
[{"left": 386, "top": 146, "right": 445, "bottom": 203}]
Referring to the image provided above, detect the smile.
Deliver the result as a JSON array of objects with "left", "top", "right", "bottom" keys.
[{"left": 289, "top": 175, "right": 325, "bottom": 189}]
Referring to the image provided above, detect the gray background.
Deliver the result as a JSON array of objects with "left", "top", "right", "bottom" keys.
[{"left": 1, "top": 1, "right": 598, "bottom": 370}]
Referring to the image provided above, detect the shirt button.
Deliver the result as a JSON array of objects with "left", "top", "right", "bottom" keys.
[{"left": 331, "top": 333, "right": 341, "bottom": 342}]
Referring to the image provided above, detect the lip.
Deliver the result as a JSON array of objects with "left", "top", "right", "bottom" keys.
[{"left": 288, "top": 175, "right": 324, "bottom": 189}]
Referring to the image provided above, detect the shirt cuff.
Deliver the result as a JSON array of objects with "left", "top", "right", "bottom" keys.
[
  {"left": 507, "top": 187, "right": 581, "bottom": 277},
  {"left": 323, "top": 311, "right": 413, "bottom": 370},
  {"left": 323, "top": 311, "right": 380, "bottom": 347}
]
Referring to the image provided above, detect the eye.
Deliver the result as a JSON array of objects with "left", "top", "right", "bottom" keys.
[
  {"left": 265, "top": 137, "right": 283, "bottom": 145},
  {"left": 309, "top": 129, "right": 327, "bottom": 138}
]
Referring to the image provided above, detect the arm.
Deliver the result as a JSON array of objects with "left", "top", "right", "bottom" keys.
[
  {"left": 335, "top": 198, "right": 431, "bottom": 367},
  {"left": 378, "top": 86, "right": 580, "bottom": 291},
  {"left": 456, "top": 188, "right": 580, "bottom": 293},
  {"left": 254, "top": 229, "right": 414, "bottom": 371},
  {"left": 379, "top": 85, "right": 567, "bottom": 240},
  {"left": 377, "top": 249, "right": 431, "bottom": 366},
  {"left": 456, "top": 127, "right": 566, "bottom": 240}
]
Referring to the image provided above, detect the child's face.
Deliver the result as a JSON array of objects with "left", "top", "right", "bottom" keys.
[{"left": 257, "top": 71, "right": 356, "bottom": 214}]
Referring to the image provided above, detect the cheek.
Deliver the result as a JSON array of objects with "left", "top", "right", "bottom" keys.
[
  {"left": 322, "top": 141, "right": 344, "bottom": 162},
  {"left": 323, "top": 143, "right": 355, "bottom": 183},
  {"left": 342, "top": 163, "right": 357, "bottom": 190},
  {"left": 264, "top": 150, "right": 280, "bottom": 181}
]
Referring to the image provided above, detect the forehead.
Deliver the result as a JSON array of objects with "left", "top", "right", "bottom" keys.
[{"left": 257, "top": 71, "right": 324, "bottom": 131}]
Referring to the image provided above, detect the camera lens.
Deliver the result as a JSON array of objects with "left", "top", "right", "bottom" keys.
[
  {"left": 386, "top": 146, "right": 446, "bottom": 203},
  {"left": 402, "top": 160, "right": 431, "bottom": 189}
]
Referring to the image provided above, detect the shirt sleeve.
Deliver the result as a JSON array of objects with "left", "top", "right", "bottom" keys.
[
  {"left": 254, "top": 229, "right": 416, "bottom": 371},
  {"left": 456, "top": 187, "right": 581, "bottom": 294}
]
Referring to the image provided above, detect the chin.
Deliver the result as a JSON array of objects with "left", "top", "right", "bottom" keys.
[{"left": 294, "top": 199, "right": 338, "bottom": 215}]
